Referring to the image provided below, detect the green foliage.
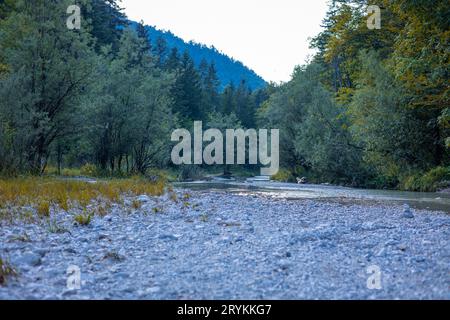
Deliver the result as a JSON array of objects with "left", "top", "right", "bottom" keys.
[
  {"left": 85, "top": 0, "right": 126, "bottom": 52},
  {"left": 271, "top": 169, "right": 294, "bottom": 183},
  {"left": 348, "top": 51, "right": 437, "bottom": 179},
  {"left": 0, "top": 0, "right": 447, "bottom": 193},
  {"left": 400, "top": 167, "right": 450, "bottom": 192},
  {"left": 0, "top": 1, "right": 257, "bottom": 179},
  {"left": 74, "top": 211, "right": 93, "bottom": 226},
  {"left": 259, "top": 63, "right": 366, "bottom": 185},
  {"left": 259, "top": 1, "right": 449, "bottom": 190},
  {"left": 172, "top": 51, "right": 204, "bottom": 124},
  {"left": 205, "top": 111, "right": 243, "bottom": 176},
  {"left": 0, "top": 0, "right": 16, "bottom": 20},
  {"left": 0, "top": 257, "right": 17, "bottom": 285},
  {"left": 80, "top": 164, "right": 99, "bottom": 177},
  {"left": 0, "top": 0, "right": 96, "bottom": 174},
  {"left": 86, "top": 27, "right": 177, "bottom": 175}
]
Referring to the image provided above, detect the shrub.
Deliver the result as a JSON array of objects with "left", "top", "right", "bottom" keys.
[
  {"left": 44, "top": 166, "right": 59, "bottom": 175},
  {"left": 400, "top": 167, "right": 450, "bottom": 192},
  {"left": 367, "top": 174, "right": 399, "bottom": 190},
  {"left": 61, "top": 168, "right": 82, "bottom": 177},
  {"left": 74, "top": 211, "right": 93, "bottom": 226},
  {"left": 36, "top": 201, "right": 50, "bottom": 217},
  {"left": 80, "top": 163, "right": 98, "bottom": 177},
  {"left": 169, "top": 192, "right": 178, "bottom": 203},
  {"left": 178, "top": 165, "right": 204, "bottom": 181},
  {"left": 0, "top": 257, "right": 17, "bottom": 285},
  {"left": 145, "top": 169, "right": 169, "bottom": 183},
  {"left": 47, "top": 220, "right": 69, "bottom": 234},
  {"left": 56, "top": 191, "right": 69, "bottom": 211},
  {"left": 271, "top": 169, "right": 294, "bottom": 182},
  {"left": 152, "top": 207, "right": 162, "bottom": 214},
  {"left": 131, "top": 199, "right": 141, "bottom": 210},
  {"left": 182, "top": 193, "right": 191, "bottom": 200}
]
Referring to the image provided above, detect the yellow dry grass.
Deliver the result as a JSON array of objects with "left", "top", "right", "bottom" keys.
[
  {"left": 0, "top": 177, "right": 166, "bottom": 220},
  {"left": 74, "top": 211, "right": 93, "bottom": 226}
]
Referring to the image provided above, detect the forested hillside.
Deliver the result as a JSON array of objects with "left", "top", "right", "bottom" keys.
[
  {"left": 259, "top": 0, "right": 449, "bottom": 191},
  {"left": 129, "top": 22, "right": 267, "bottom": 91}
]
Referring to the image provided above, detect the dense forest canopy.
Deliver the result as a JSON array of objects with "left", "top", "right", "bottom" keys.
[{"left": 0, "top": 0, "right": 448, "bottom": 191}]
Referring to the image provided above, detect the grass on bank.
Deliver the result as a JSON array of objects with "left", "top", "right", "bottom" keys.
[
  {"left": 44, "top": 164, "right": 177, "bottom": 181},
  {"left": 0, "top": 176, "right": 166, "bottom": 222}
]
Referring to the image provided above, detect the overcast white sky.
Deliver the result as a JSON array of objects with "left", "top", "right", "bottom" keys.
[{"left": 121, "top": 0, "right": 329, "bottom": 83}]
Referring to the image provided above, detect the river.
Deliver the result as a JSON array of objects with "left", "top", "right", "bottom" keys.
[{"left": 175, "top": 178, "right": 450, "bottom": 213}]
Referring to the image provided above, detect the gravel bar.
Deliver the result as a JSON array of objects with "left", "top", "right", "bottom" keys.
[{"left": 1, "top": 190, "right": 449, "bottom": 300}]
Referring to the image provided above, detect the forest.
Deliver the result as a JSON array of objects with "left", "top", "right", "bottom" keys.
[
  {"left": 0, "top": 0, "right": 449, "bottom": 192},
  {"left": 258, "top": 0, "right": 449, "bottom": 191},
  {"left": 136, "top": 22, "right": 267, "bottom": 91}
]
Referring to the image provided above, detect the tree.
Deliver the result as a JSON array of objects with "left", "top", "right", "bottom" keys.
[
  {"left": 235, "top": 80, "right": 256, "bottom": 128},
  {"left": 154, "top": 36, "right": 168, "bottom": 68},
  {"left": 310, "top": 1, "right": 398, "bottom": 93},
  {"left": 294, "top": 0, "right": 450, "bottom": 188},
  {"left": 165, "top": 47, "right": 180, "bottom": 71},
  {"left": 389, "top": 0, "right": 450, "bottom": 164},
  {"left": 200, "top": 61, "right": 220, "bottom": 115},
  {"left": 0, "top": 0, "right": 15, "bottom": 20},
  {"left": 221, "top": 83, "right": 236, "bottom": 115},
  {"left": 171, "top": 51, "right": 203, "bottom": 124},
  {"left": 84, "top": 0, "right": 126, "bottom": 52},
  {"left": 348, "top": 51, "right": 438, "bottom": 185},
  {"left": 136, "top": 20, "right": 152, "bottom": 54},
  {"left": 259, "top": 63, "right": 366, "bottom": 184},
  {"left": 0, "top": 0, "right": 96, "bottom": 174},
  {"left": 86, "top": 28, "right": 176, "bottom": 174}
]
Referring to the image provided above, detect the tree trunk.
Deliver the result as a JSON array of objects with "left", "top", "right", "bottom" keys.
[{"left": 57, "top": 143, "right": 62, "bottom": 175}]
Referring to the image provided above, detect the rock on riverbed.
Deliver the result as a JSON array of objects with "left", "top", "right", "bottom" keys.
[{"left": 0, "top": 190, "right": 449, "bottom": 300}]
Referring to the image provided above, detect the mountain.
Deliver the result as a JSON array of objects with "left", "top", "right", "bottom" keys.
[{"left": 131, "top": 22, "right": 267, "bottom": 91}]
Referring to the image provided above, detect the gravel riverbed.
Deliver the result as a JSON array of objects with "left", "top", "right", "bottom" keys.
[{"left": 1, "top": 190, "right": 449, "bottom": 300}]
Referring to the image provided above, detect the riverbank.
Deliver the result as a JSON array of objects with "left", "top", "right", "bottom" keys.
[{"left": 1, "top": 189, "right": 449, "bottom": 300}]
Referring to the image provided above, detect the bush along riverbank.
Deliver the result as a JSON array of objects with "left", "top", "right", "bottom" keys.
[{"left": 271, "top": 167, "right": 450, "bottom": 193}]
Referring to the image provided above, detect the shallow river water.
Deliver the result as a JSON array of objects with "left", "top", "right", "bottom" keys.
[{"left": 176, "top": 179, "right": 450, "bottom": 213}]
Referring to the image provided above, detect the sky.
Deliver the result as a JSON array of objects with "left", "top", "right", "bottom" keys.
[{"left": 121, "top": 0, "right": 329, "bottom": 84}]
